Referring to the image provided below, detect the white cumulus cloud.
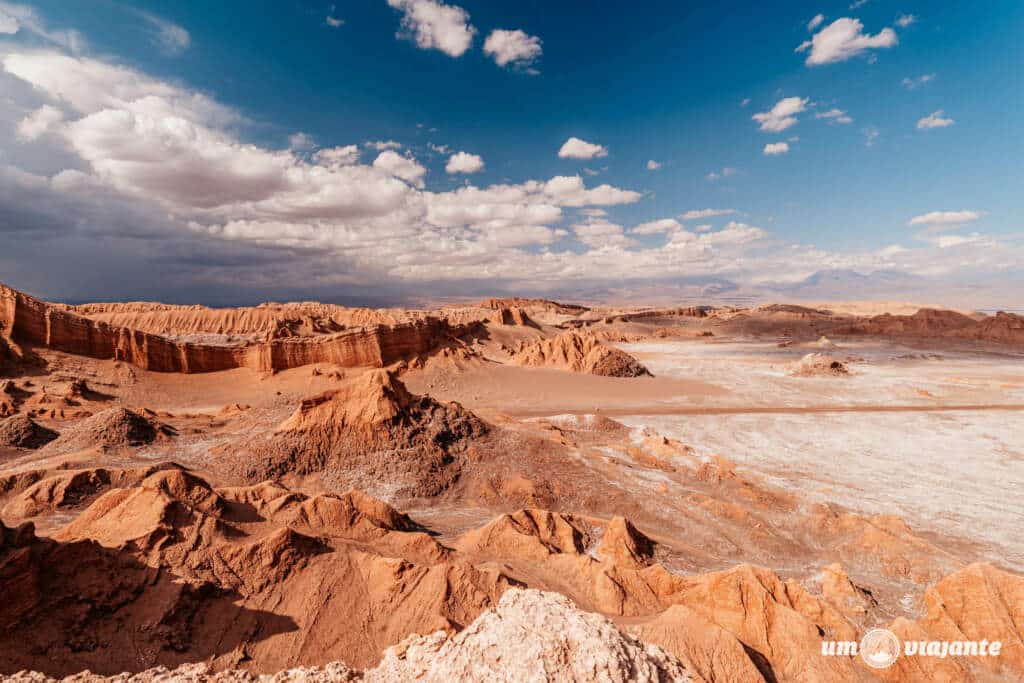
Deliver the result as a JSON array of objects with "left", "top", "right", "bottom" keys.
[
  {"left": 917, "top": 110, "right": 954, "bottom": 129},
  {"left": 558, "top": 137, "right": 608, "bottom": 160},
  {"left": 445, "top": 151, "right": 484, "bottom": 174},
  {"left": 908, "top": 210, "right": 981, "bottom": 227},
  {"left": 797, "top": 17, "right": 897, "bottom": 66},
  {"left": 753, "top": 97, "right": 808, "bottom": 132},
  {"left": 573, "top": 218, "right": 636, "bottom": 249},
  {"left": 314, "top": 145, "right": 360, "bottom": 166},
  {"left": 763, "top": 142, "right": 790, "bottom": 155},
  {"left": 367, "top": 140, "right": 402, "bottom": 151},
  {"left": 815, "top": 108, "right": 853, "bottom": 124},
  {"left": 386, "top": 0, "right": 476, "bottom": 57},
  {"left": 646, "top": 160, "right": 661, "bottom": 171},
  {"left": 631, "top": 218, "right": 681, "bottom": 235},
  {"left": 373, "top": 150, "right": 427, "bottom": 188},
  {"left": 16, "top": 104, "right": 63, "bottom": 141},
  {"left": 483, "top": 29, "right": 542, "bottom": 68}
]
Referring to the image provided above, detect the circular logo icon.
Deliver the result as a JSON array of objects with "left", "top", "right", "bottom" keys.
[{"left": 860, "top": 629, "right": 901, "bottom": 669}]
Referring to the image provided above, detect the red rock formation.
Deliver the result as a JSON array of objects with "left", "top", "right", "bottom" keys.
[
  {"left": 68, "top": 300, "right": 405, "bottom": 335},
  {"left": 0, "top": 415, "right": 58, "bottom": 450},
  {"left": 0, "top": 472, "right": 513, "bottom": 677},
  {"left": 838, "top": 308, "right": 1024, "bottom": 345},
  {"left": 885, "top": 562, "right": 1024, "bottom": 680},
  {"left": 477, "top": 297, "right": 590, "bottom": 315},
  {"left": 511, "top": 330, "right": 652, "bottom": 377},
  {"left": 241, "top": 371, "right": 487, "bottom": 494},
  {"left": 602, "top": 306, "right": 709, "bottom": 323},
  {"left": 5, "top": 474, "right": 1024, "bottom": 681},
  {"left": 1, "top": 283, "right": 475, "bottom": 374},
  {"left": 489, "top": 306, "right": 538, "bottom": 327},
  {"left": 950, "top": 311, "right": 1024, "bottom": 344}
]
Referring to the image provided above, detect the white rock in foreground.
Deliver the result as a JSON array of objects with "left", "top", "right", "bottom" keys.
[{"left": 368, "top": 589, "right": 692, "bottom": 682}]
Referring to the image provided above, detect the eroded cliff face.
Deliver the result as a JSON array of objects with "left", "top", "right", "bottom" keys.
[
  {"left": 0, "top": 284, "right": 468, "bottom": 374},
  {"left": 836, "top": 308, "right": 1024, "bottom": 344}
]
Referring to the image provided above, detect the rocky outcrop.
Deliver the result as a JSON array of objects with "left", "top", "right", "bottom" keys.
[
  {"left": 950, "top": 311, "right": 1024, "bottom": 344},
  {"left": 455, "top": 509, "right": 591, "bottom": 562},
  {"left": 368, "top": 589, "right": 693, "bottom": 682},
  {"left": 788, "top": 353, "right": 849, "bottom": 377},
  {"left": 1, "top": 283, "right": 478, "bottom": 374},
  {"left": 2, "top": 464, "right": 182, "bottom": 520},
  {"left": 838, "top": 308, "right": 1024, "bottom": 345},
  {"left": 602, "top": 306, "right": 709, "bottom": 324},
  {"left": 598, "top": 516, "right": 656, "bottom": 569},
  {"left": 511, "top": 331, "right": 652, "bottom": 377},
  {"left": 1, "top": 471, "right": 514, "bottom": 677},
  {"left": 67, "top": 301, "right": 404, "bottom": 336},
  {"left": 0, "top": 415, "right": 58, "bottom": 449},
  {"left": 477, "top": 297, "right": 590, "bottom": 315},
  {"left": 242, "top": 371, "right": 488, "bottom": 495},
  {"left": 39, "top": 407, "right": 167, "bottom": 455},
  {"left": 489, "top": 306, "right": 537, "bottom": 327},
  {"left": 883, "top": 562, "right": 1024, "bottom": 681}
]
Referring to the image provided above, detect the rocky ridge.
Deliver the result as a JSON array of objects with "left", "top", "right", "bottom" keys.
[{"left": 511, "top": 331, "right": 652, "bottom": 377}]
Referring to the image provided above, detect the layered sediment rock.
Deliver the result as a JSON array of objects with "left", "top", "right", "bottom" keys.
[
  {"left": 67, "top": 301, "right": 406, "bottom": 336},
  {"left": 477, "top": 297, "right": 590, "bottom": 315},
  {"left": 602, "top": 306, "right": 709, "bottom": 324},
  {"left": 838, "top": 308, "right": 1024, "bottom": 345},
  {"left": 1, "top": 283, "right": 474, "bottom": 374}
]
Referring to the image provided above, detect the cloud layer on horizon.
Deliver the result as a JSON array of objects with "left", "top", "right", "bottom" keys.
[{"left": 0, "top": 11, "right": 1017, "bottom": 305}]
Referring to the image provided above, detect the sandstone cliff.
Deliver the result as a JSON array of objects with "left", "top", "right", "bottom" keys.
[
  {"left": 837, "top": 308, "right": 1024, "bottom": 345},
  {"left": 0, "top": 283, "right": 475, "bottom": 374}
]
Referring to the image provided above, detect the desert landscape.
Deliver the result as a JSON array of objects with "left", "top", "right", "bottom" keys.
[
  {"left": 2, "top": 1, "right": 1022, "bottom": 679},
  {"left": 2, "top": 282, "right": 1023, "bottom": 682}
]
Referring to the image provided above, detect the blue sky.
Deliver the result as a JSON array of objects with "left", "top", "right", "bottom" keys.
[{"left": 0, "top": 0, "right": 1021, "bottom": 305}]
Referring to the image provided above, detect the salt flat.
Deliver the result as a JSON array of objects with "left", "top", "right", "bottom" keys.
[{"left": 618, "top": 338, "right": 1024, "bottom": 568}]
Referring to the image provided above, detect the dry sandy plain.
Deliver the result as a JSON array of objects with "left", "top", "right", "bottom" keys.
[{"left": 1, "top": 282, "right": 1023, "bottom": 682}]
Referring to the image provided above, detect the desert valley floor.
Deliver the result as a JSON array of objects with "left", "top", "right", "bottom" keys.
[{"left": 1, "top": 282, "right": 1023, "bottom": 682}]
